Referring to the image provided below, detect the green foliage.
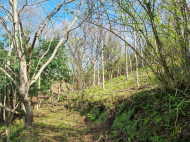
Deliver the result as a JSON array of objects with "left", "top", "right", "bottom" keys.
[
  {"left": 87, "top": 107, "right": 101, "bottom": 121},
  {"left": 29, "top": 36, "right": 72, "bottom": 96},
  {"left": 59, "top": 95, "right": 67, "bottom": 101},
  {"left": 96, "top": 110, "right": 108, "bottom": 122},
  {"left": 112, "top": 108, "right": 136, "bottom": 133},
  {"left": 111, "top": 89, "right": 190, "bottom": 141},
  {"left": 9, "top": 120, "right": 25, "bottom": 141}
]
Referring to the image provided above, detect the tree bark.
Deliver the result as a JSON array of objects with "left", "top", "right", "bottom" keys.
[
  {"left": 129, "top": 52, "right": 133, "bottom": 74},
  {"left": 93, "top": 62, "right": 96, "bottom": 87},
  {"left": 140, "top": 38, "right": 144, "bottom": 68},
  {"left": 22, "top": 94, "right": 33, "bottom": 127},
  {"left": 97, "top": 60, "right": 100, "bottom": 86},
  {"left": 3, "top": 80, "right": 6, "bottom": 122},
  {"left": 134, "top": 31, "right": 140, "bottom": 86},
  {"left": 91, "top": 41, "right": 95, "bottom": 87},
  {"left": 58, "top": 80, "right": 61, "bottom": 102},
  {"left": 124, "top": 34, "right": 129, "bottom": 79},
  {"left": 117, "top": 64, "right": 120, "bottom": 77},
  {"left": 101, "top": 38, "right": 105, "bottom": 90}
]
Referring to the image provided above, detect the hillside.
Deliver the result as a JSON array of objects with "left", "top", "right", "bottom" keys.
[{"left": 1, "top": 70, "right": 190, "bottom": 141}]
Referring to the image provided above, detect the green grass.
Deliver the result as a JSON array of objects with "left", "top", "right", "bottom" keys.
[
  {"left": 65, "top": 68, "right": 190, "bottom": 141},
  {"left": 68, "top": 69, "right": 156, "bottom": 105}
]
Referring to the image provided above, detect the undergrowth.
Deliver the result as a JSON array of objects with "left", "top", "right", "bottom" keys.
[
  {"left": 112, "top": 89, "right": 190, "bottom": 141},
  {"left": 65, "top": 72, "right": 190, "bottom": 141}
]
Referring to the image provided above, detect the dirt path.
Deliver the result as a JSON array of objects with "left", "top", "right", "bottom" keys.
[{"left": 27, "top": 103, "right": 94, "bottom": 142}]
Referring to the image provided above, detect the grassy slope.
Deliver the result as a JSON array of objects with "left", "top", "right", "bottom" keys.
[
  {"left": 66, "top": 69, "right": 190, "bottom": 141},
  {"left": 67, "top": 68, "right": 156, "bottom": 110}
]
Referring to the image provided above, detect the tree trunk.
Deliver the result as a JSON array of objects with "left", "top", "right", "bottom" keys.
[
  {"left": 93, "top": 62, "right": 96, "bottom": 87},
  {"left": 3, "top": 70, "right": 6, "bottom": 122},
  {"left": 101, "top": 39, "right": 105, "bottom": 90},
  {"left": 140, "top": 38, "right": 144, "bottom": 68},
  {"left": 58, "top": 80, "right": 61, "bottom": 102},
  {"left": 117, "top": 64, "right": 120, "bottom": 77},
  {"left": 3, "top": 86, "right": 6, "bottom": 122},
  {"left": 19, "top": 57, "right": 33, "bottom": 127},
  {"left": 22, "top": 94, "right": 33, "bottom": 127},
  {"left": 124, "top": 34, "right": 129, "bottom": 79},
  {"left": 91, "top": 40, "right": 95, "bottom": 87},
  {"left": 134, "top": 31, "right": 140, "bottom": 86},
  {"left": 129, "top": 52, "right": 133, "bottom": 74},
  {"left": 97, "top": 60, "right": 100, "bottom": 86}
]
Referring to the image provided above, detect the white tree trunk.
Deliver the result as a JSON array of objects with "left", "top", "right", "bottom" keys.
[
  {"left": 93, "top": 62, "right": 96, "bottom": 87},
  {"left": 124, "top": 34, "right": 129, "bottom": 79},
  {"left": 140, "top": 38, "right": 144, "bottom": 68},
  {"left": 101, "top": 39, "right": 105, "bottom": 90},
  {"left": 97, "top": 60, "right": 100, "bottom": 86},
  {"left": 134, "top": 31, "right": 140, "bottom": 86},
  {"left": 117, "top": 64, "right": 120, "bottom": 77},
  {"left": 141, "top": 46, "right": 144, "bottom": 68},
  {"left": 3, "top": 80, "right": 6, "bottom": 122},
  {"left": 129, "top": 52, "right": 133, "bottom": 74},
  {"left": 19, "top": 59, "right": 34, "bottom": 127},
  {"left": 58, "top": 80, "right": 61, "bottom": 102},
  {"left": 3, "top": 46, "right": 6, "bottom": 121}
]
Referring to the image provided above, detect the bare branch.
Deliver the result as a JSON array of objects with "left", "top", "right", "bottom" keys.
[
  {"left": 0, "top": 103, "right": 22, "bottom": 115},
  {"left": 30, "top": 0, "right": 75, "bottom": 52},
  {"left": 39, "top": 2, "right": 55, "bottom": 32},
  {"left": 0, "top": 5, "right": 13, "bottom": 19},
  {"left": 19, "top": 0, "right": 48, "bottom": 13},
  {"left": 0, "top": 16, "right": 12, "bottom": 36},
  {"left": 26, "top": 0, "right": 49, "bottom": 6}
]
